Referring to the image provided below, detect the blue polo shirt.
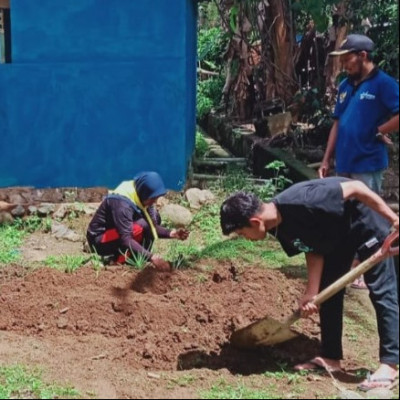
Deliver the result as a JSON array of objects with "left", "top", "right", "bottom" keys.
[{"left": 333, "top": 69, "right": 399, "bottom": 174}]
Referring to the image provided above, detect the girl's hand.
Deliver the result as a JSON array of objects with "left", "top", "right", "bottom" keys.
[{"left": 151, "top": 255, "right": 171, "bottom": 272}]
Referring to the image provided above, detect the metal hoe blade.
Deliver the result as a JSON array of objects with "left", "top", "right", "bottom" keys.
[{"left": 230, "top": 315, "right": 298, "bottom": 349}]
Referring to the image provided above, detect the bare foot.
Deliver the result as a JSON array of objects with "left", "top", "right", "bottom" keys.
[{"left": 294, "top": 356, "right": 342, "bottom": 373}]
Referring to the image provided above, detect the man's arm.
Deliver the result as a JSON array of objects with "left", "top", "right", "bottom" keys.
[
  {"left": 319, "top": 120, "right": 338, "bottom": 178},
  {"left": 377, "top": 114, "right": 399, "bottom": 145},
  {"left": 340, "top": 180, "right": 399, "bottom": 230},
  {"left": 300, "top": 252, "right": 324, "bottom": 317}
]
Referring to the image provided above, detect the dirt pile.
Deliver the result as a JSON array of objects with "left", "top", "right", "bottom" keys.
[{"left": 0, "top": 263, "right": 320, "bottom": 373}]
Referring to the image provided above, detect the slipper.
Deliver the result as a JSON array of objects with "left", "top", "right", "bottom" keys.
[
  {"left": 358, "top": 372, "right": 398, "bottom": 392},
  {"left": 294, "top": 357, "right": 342, "bottom": 373}
]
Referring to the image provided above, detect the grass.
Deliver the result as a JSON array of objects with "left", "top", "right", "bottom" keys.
[
  {"left": 156, "top": 200, "right": 305, "bottom": 272},
  {"left": 44, "top": 255, "right": 88, "bottom": 273},
  {"left": 167, "top": 374, "right": 197, "bottom": 389},
  {"left": 0, "top": 365, "right": 79, "bottom": 399},
  {"left": 0, "top": 216, "right": 54, "bottom": 265},
  {"left": 13, "top": 216, "right": 52, "bottom": 233},
  {"left": 161, "top": 226, "right": 304, "bottom": 272},
  {"left": 199, "top": 379, "right": 283, "bottom": 399},
  {"left": 0, "top": 225, "right": 26, "bottom": 265}
]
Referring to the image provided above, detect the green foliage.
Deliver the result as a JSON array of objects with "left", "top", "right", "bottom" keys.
[
  {"left": 263, "top": 161, "right": 293, "bottom": 197},
  {"left": 13, "top": 215, "right": 52, "bottom": 233},
  {"left": 216, "top": 162, "right": 291, "bottom": 201},
  {"left": 0, "top": 365, "right": 79, "bottom": 399},
  {"left": 0, "top": 216, "right": 53, "bottom": 265},
  {"left": 293, "top": 0, "right": 399, "bottom": 77},
  {"left": 124, "top": 250, "right": 149, "bottom": 270},
  {"left": 197, "top": 25, "right": 227, "bottom": 119},
  {"left": 364, "top": 2, "right": 399, "bottom": 78},
  {"left": 44, "top": 255, "right": 87, "bottom": 273},
  {"left": 198, "top": 27, "right": 227, "bottom": 66},
  {"left": 292, "top": 87, "right": 332, "bottom": 136},
  {"left": 197, "top": 76, "right": 225, "bottom": 119},
  {"left": 161, "top": 201, "right": 304, "bottom": 270},
  {"left": 0, "top": 225, "right": 25, "bottom": 264},
  {"left": 200, "top": 378, "right": 283, "bottom": 399},
  {"left": 229, "top": 5, "right": 239, "bottom": 32},
  {"left": 195, "top": 131, "right": 209, "bottom": 158},
  {"left": 87, "top": 249, "right": 104, "bottom": 273},
  {"left": 198, "top": 1, "right": 220, "bottom": 29},
  {"left": 293, "top": 0, "right": 340, "bottom": 32}
]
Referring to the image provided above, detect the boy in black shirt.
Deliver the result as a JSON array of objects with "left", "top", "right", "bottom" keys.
[{"left": 220, "top": 177, "right": 399, "bottom": 391}]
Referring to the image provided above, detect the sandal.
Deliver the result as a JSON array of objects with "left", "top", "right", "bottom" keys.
[
  {"left": 294, "top": 357, "right": 342, "bottom": 373},
  {"left": 358, "top": 372, "right": 398, "bottom": 392}
]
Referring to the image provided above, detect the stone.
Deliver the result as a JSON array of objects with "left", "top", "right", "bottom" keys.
[
  {"left": 255, "top": 112, "right": 292, "bottom": 138},
  {"left": 51, "top": 221, "right": 82, "bottom": 242},
  {"left": 8, "top": 193, "right": 25, "bottom": 205},
  {"left": 338, "top": 389, "right": 364, "bottom": 399},
  {"left": 28, "top": 205, "right": 38, "bottom": 215},
  {"left": 0, "top": 212, "right": 13, "bottom": 225},
  {"left": 11, "top": 205, "right": 25, "bottom": 217},
  {"left": 185, "top": 188, "right": 215, "bottom": 209},
  {"left": 365, "top": 388, "right": 394, "bottom": 399},
  {"left": 160, "top": 204, "right": 193, "bottom": 227},
  {"left": 38, "top": 203, "right": 56, "bottom": 216},
  {"left": 53, "top": 204, "right": 69, "bottom": 219}
]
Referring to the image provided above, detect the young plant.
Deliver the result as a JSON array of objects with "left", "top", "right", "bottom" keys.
[
  {"left": 44, "top": 255, "right": 87, "bottom": 273},
  {"left": 123, "top": 249, "right": 149, "bottom": 270},
  {"left": 265, "top": 160, "right": 292, "bottom": 194},
  {"left": 88, "top": 248, "right": 104, "bottom": 274}
]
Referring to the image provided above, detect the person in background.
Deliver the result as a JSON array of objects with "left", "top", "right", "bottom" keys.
[
  {"left": 319, "top": 34, "right": 399, "bottom": 289},
  {"left": 87, "top": 171, "right": 189, "bottom": 271},
  {"left": 220, "top": 177, "right": 399, "bottom": 391}
]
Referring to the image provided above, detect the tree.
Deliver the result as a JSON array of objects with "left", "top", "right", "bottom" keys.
[{"left": 198, "top": 0, "right": 399, "bottom": 122}]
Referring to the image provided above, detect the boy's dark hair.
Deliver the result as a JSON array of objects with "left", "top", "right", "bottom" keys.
[{"left": 220, "top": 192, "right": 263, "bottom": 235}]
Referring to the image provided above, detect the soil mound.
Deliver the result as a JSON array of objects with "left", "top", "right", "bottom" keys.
[{"left": 0, "top": 263, "right": 319, "bottom": 372}]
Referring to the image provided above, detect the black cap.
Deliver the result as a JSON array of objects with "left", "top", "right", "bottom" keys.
[{"left": 329, "top": 34, "right": 375, "bottom": 56}]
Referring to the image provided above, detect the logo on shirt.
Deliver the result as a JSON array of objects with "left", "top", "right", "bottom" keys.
[
  {"left": 360, "top": 91, "right": 376, "bottom": 100},
  {"left": 339, "top": 92, "right": 347, "bottom": 104},
  {"left": 292, "top": 239, "right": 314, "bottom": 253}
]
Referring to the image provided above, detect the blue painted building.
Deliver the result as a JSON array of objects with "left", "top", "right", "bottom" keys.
[{"left": 0, "top": 0, "right": 197, "bottom": 189}]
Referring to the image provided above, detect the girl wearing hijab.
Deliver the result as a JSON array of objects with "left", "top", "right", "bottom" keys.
[{"left": 87, "top": 171, "right": 189, "bottom": 271}]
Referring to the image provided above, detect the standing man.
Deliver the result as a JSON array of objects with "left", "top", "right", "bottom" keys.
[
  {"left": 220, "top": 177, "right": 399, "bottom": 391},
  {"left": 319, "top": 34, "right": 399, "bottom": 289},
  {"left": 319, "top": 34, "right": 399, "bottom": 191}
]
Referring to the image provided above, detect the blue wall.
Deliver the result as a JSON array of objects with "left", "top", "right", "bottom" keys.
[{"left": 0, "top": 0, "right": 197, "bottom": 189}]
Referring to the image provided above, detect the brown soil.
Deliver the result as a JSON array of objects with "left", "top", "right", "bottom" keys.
[
  {"left": 0, "top": 228, "right": 395, "bottom": 398},
  {"left": 0, "top": 263, "right": 320, "bottom": 372}
]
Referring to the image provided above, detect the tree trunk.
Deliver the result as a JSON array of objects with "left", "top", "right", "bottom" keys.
[
  {"left": 262, "top": 0, "right": 297, "bottom": 105},
  {"left": 324, "top": 1, "right": 349, "bottom": 102}
]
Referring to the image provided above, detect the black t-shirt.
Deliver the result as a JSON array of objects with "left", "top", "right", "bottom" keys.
[{"left": 271, "top": 177, "right": 390, "bottom": 258}]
